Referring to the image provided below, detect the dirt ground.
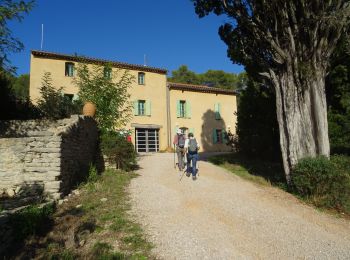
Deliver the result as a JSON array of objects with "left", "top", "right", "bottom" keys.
[{"left": 129, "top": 153, "right": 350, "bottom": 260}]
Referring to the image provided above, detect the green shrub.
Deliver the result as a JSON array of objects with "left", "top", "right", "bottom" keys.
[
  {"left": 87, "top": 163, "right": 98, "bottom": 183},
  {"left": 101, "top": 131, "right": 136, "bottom": 171},
  {"left": 37, "top": 72, "right": 82, "bottom": 119},
  {"left": 292, "top": 155, "right": 350, "bottom": 212}
]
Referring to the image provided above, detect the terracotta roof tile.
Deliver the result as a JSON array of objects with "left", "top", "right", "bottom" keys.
[
  {"left": 31, "top": 50, "right": 167, "bottom": 74},
  {"left": 167, "top": 82, "right": 237, "bottom": 95}
]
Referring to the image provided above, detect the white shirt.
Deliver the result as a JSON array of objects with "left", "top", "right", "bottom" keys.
[{"left": 185, "top": 137, "right": 200, "bottom": 150}]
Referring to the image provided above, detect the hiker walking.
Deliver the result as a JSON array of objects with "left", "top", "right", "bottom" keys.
[
  {"left": 173, "top": 129, "right": 186, "bottom": 171},
  {"left": 185, "top": 132, "right": 200, "bottom": 180}
]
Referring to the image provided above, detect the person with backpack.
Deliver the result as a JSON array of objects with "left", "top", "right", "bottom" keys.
[
  {"left": 185, "top": 132, "right": 200, "bottom": 180},
  {"left": 173, "top": 129, "right": 186, "bottom": 171}
]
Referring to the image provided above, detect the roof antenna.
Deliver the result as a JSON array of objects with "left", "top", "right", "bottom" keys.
[
  {"left": 40, "top": 24, "right": 44, "bottom": 50},
  {"left": 144, "top": 54, "right": 147, "bottom": 66}
]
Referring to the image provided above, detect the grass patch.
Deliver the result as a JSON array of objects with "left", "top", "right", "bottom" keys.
[
  {"left": 76, "top": 169, "right": 153, "bottom": 258},
  {"left": 209, "top": 153, "right": 350, "bottom": 217},
  {"left": 9, "top": 169, "right": 153, "bottom": 259},
  {"left": 208, "top": 153, "right": 286, "bottom": 188}
]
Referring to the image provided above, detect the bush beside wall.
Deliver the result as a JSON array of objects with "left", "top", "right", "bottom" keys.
[{"left": 292, "top": 155, "right": 350, "bottom": 213}]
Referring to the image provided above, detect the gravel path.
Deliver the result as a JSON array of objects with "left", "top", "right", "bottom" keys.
[{"left": 129, "top": 153, "right": 350, "bottom": 260}]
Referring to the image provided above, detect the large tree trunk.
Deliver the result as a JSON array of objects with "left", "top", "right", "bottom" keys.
[{"left": 271, "top": 67, "right": 330, "bottom": 184}]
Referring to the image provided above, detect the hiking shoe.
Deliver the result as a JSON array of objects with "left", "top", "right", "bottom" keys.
[
  {"left": 186, "top": 172, "right": 191, "bottom": 177},
  {"left": 192, "top": 175, "right": 197, "bottom": 180}
]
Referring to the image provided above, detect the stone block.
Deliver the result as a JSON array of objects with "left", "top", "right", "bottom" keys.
[
  {"left": 46, "top": 142, "right": 61, "bottom": 148},
  {"left": 31, "top": 147, "right": 61, "bottom": 153},
  {"left": 45, "top": 181, "right": 61, "bottom": 190},
  {"left": 27, "top": 131, "right": 54, "bottom": 137},
  {"left": 47, "top": 152, "right": 62, "bottom": 158}
]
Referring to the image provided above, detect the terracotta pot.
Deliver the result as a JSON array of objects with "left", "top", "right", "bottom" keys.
[{"left": 82, "top": 102, "right": 96, "bottom": 117}]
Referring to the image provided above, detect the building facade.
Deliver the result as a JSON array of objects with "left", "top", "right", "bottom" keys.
[{"left": 29, "top": 50, "right": 237, "bottom": 153}]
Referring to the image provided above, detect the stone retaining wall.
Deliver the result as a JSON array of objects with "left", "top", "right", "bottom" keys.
[{"left": 0, "top": 115, "right": 101, "bottom": 202}]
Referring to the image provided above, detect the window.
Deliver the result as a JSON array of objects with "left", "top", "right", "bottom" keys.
[
  {"left": 138, "top": 72, "right": 145, "bottom": 85},
  {"left": 134, "top": 100, "right": 151, "bottom": 116},
  {"left": 216, "top": 129, "right": 223, "bottom": 143},
  {"left": 176, "top": 100, "right": 191, "bottom": 118},
  {"left": 213, "top": 129, "right": 226, "bottom": 144},
  {"left": 138, "top": 100, "right": 145, "bottom": 115},
  {"left": 65, "top": 62, "right": 75, "bottom": 77},
  {"left": 63, "top": 93, "right": 74, "bottom": 101},
  {"left": 104, "top": 67, "right": 112, "bottom": 79},
  {"left": 179, "top": 100, "right": 186, "bottom": 118}
]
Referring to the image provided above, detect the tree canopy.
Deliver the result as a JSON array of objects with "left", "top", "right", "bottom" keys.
[
  {"left": 192, "top": 0, "right": 350, "bottom": 183},
  {"left": 0, "top": 0, "right": 34, "bottom": 72},
  {"left": 193, "top": 0, "right": 350, "bottom": 80},
  {"left": 74, "top": 64, "right": 134, "bottom": 132},
  {"left": 168, "top": 65, "right": 247, "bottom": 90},
  {"left": 11, "top": 73, "right": 29, "bottom": 99}
]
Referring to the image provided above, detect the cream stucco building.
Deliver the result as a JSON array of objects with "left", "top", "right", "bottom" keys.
[{"left": 29, "top": 50, "right": 237, "bottom": 153}]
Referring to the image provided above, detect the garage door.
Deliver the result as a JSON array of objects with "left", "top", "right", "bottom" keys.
[{"left": 135, "top": 128, "right": 159, "bottom": 153}]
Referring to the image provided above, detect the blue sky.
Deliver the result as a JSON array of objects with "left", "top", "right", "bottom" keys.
[{"left": 8, "top": 0, "right": 244, "bottom": 76}]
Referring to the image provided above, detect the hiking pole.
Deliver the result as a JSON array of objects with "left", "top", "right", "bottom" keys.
[
  {"left": 173, "top": 144, "right": 176, "bottom": 169},
  {"left": 180, "top": 152, "right": 187, "bottom": 181},
  {"left": 179, "top": 168, "right": 186, "bottom": 181}
]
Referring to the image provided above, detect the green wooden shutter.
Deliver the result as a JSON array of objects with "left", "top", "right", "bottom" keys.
[
  {"left": 222, "top": 130, "right": 227, "bottom": 143},
  {"left": 69, "top": 64, "right": 74, "bottom": 76},
  {"left": 146, "top": 100, "right": 151, "bottom": 116},
  {"left": 134, "top": 101, "right": 139, "bottom": 116},
  {"left": 215, "top": 103, "right": 221, "bottom": 120},
  {"left": 186, "top": 101, "right": 191, "bottom": 118},
  {"left": 176, "top": 100, "right": 181, "bottom": 117},
  {"left": 212, "top": 129, "right": 218, "bottom": 144},
  {"left": 73, "top": 94, "right": 79, "bottom": 101}
]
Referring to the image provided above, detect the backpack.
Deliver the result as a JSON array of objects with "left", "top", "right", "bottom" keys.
[
  {"left": 188, "top": 138, "right": 198, "bottom": 154},
  {"left": 178, "top": 134, "right": 185, "bottom": 148}
]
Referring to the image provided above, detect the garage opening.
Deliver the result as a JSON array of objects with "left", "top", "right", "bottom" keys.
[{"left": 135, "top": 128, "right": 159, "bottom": 153}]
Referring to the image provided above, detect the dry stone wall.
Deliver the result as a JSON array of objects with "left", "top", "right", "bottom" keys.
[{"left": 0, "top": 115, "right": 100, "bottom": 202}]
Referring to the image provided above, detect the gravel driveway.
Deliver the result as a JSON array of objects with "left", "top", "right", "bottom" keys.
[{"left": 129, "top": 153, "right": 350, "bottom": 260}]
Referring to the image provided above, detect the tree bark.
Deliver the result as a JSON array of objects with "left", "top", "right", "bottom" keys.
[{"left": 270, "top": 67, "right": 330, "bottom": 184}]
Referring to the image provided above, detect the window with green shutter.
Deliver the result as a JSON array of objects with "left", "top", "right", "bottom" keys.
[
  {"left": 134, "top": 100, "right": 150, "bottom": 116},
  {"left": 138, "top": 72, "right": 145, "bottom": 85},
  {"left": 215, "top": 103, "right": 221, "bottom": 120},
  {"left": 138, "top": 100, "right": 145, "bottom": 115},
  {"left": 213, "top": 129, "right": 223, "bottom": 144},
  {"left": 180, "top": 101, "right": 186, "bottom": 117},
  {"left": 65, "top": 62, "right": 74, "bottom": 77},
  {"left": 177, "top": 100, "right": 186, "bottom": 118}
]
